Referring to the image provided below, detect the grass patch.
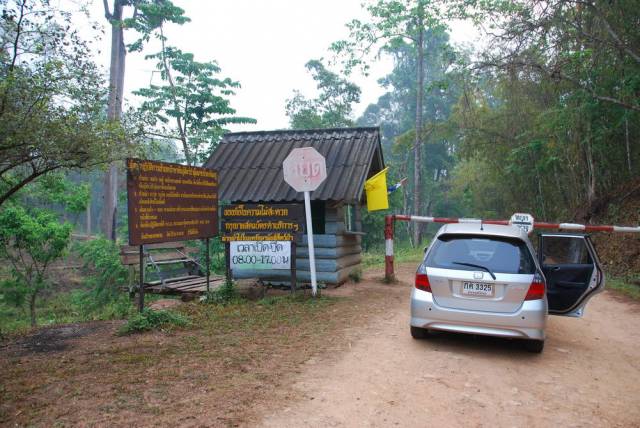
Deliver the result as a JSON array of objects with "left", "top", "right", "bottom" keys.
[
  {"left": 118, "top": 308, "right": 191, "bottom": 335},
  {"left": 0, "top": 290, "right": 144, "bottom": 337},
  {"left": 182, "top": 292, "right": 338, "bottom": 337},
  {"left": 362, "top": 242, "right": 426, "bottom": 269},
  {"left": 257, "top": 292, "right": 335, "bottom": 309},
  {"left": 0, "top": 284, "right": 392, "bottom": 427},
  {"left": 0, "top": 289, "right": 174, "bottom": 338},
  {"left": 607, "top": 276, "right": 640, "bottom": 300}
]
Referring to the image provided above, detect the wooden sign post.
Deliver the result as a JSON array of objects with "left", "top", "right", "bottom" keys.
[{"left": 126, "top": 159, "right": 218, "bottom": 310}]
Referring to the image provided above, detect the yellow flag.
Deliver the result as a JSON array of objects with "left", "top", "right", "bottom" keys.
[{"left": 364, "top": 167, "right": 389, "bottom": 211}]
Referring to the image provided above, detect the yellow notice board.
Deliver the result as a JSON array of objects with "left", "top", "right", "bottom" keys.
[{"left": 364, "top": 167, "right": 389, "bottom": 211}]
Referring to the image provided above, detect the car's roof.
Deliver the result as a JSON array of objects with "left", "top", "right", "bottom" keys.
[{"left": 435, "top": 223, "right": 529, "bottom": 241}]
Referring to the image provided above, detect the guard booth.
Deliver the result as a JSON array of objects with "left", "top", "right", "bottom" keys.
[{"left": 204, "top": 127, "right": 385, "bottom": 285}]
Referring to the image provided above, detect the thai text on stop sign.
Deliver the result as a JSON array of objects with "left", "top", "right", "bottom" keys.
[
  {"left": 288, "top": 159, "right": 323, "bottom": 179},
  {"left": 283, "top": 147, "right": 327, "bottom": 192}
]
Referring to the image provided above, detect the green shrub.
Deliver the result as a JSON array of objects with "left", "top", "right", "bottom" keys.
[
  {"left": 194, "top": 237, "right": 226, "bottom": 275},
  {"left": 201, "top": 279, "right": 238, "bottom": 305},
  {"left": 63, "top": 289, "right": 132, "bottom": 321},
  {"left": 76, "top": 237, "right": 129, "bottom": 304},
  {"left": 118, "top": 308, "right": 190, "bottom": 335},
  {"left": 0, "top": 205, "right": 73, "bottom": 326}
]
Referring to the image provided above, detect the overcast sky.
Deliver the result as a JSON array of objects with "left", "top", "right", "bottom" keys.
[{"left": 85, "top": 0, "right": 478, "bottom": 132}]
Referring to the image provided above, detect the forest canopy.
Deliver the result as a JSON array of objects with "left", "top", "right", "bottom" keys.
[
  {"left": 0, "top": 0, "right": 638, "bottom": 243},
  {"left": 0, "top": 0, "right": 136, "bottom": 207}
]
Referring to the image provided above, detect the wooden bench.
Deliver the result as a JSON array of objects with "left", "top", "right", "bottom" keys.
[{"left": 120, "top": 241, "right": 225, "bottom": 295}]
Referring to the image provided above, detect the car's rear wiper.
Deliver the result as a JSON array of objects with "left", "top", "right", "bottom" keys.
[{"left": 451, "top": 261, "right": 496, "bottom": 280}]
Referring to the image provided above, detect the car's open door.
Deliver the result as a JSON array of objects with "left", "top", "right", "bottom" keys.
[{"left": 538, "top": 233, "right": 605, "bottom": 317}]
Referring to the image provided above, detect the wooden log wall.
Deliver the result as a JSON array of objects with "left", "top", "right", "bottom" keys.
[{"left": 232, "top": 204, "right": 364, "bottom": 285}]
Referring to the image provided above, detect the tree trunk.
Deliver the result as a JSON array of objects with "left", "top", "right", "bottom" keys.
[
  {"left": 403, "top": 177, "right": 412, "bottom": 247},
  {"left": 424, "top": 196, "right": 433, "bottom": 239},
  {"left": 585, "top": 122, "right": 597, "bottom": 211},
  {"left": 401, "top": 152, "right": 412, "bottom": 246},
  {"left": 29, "top": 292, "right": 37, "bottom": 327},
  {"left": 536, "top": 166, "right": 547, "bottom": 220},
  {"left": 102, "top": 166, "right": 118, "bottom": 240},
  {"left": 86, "top": 200, "right": 91, "bottom": 236},
  {"left": 413, "top": 18, "right": 425, "bottom": 246},
  {"left": 530, "top": 152, "right": 547, "bottom": 219},
  {"left": 101, "top": 0, "right": 126, "bottom": 241},
  {"left": 553, "top": 166, "right": 571, "bottom": 212},
  {"left": 625, "top": 116, "right": 632, "bottom": 173},
  {"left": 158, "top": 28, "right": 192, "bottom": 165}
]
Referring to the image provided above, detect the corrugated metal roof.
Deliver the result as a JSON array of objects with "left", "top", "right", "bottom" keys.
[{"left": 204, "top": 127, "right": 384, "bottom": 204}]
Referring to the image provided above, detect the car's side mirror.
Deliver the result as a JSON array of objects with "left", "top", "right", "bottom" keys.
[{"left": 424, "top": 246, "right": 428, "bottom": 254}]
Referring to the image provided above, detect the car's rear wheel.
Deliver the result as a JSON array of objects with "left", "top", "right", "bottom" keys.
[
  {"left": 410, "top": 326, "right": 430, "bottom": 340},
  {"left": 524, "top": 339, "right": 544, "bottom": 353}
]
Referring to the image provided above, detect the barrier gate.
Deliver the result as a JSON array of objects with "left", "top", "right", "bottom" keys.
[{"left": 384, "top": 213, "right": 640, "bottom": 282}]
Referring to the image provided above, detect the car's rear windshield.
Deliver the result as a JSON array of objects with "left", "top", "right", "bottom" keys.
[{"left": 425, "top": 234, "right": 536, "bottom": 274}]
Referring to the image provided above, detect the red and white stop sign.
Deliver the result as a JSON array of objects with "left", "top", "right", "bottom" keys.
[{"left": 283, "top": 147, "right": 327, "bottom": 192}]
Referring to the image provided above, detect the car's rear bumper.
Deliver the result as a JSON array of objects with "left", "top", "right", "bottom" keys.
[{"left": 410, "top": 289, "right": 547, "bottom": 341}]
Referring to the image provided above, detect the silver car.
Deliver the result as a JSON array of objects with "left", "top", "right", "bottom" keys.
[{"left": 410, "top": 223, "right": 605, "bottom": 353}]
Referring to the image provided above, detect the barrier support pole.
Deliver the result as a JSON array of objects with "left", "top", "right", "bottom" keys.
[{"left": 384, "top": 215, "right": 395, "bottom": 282}]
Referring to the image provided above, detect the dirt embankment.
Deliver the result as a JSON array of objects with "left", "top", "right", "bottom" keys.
[{"left": 587, "top": 179, "right": 640, "bottom": 277}]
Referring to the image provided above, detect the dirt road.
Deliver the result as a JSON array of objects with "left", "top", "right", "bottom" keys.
[{"left": 258, "top": 267, "right": 640, "bottom": 427}]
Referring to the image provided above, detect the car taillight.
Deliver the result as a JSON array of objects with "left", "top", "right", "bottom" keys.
[
  {"left": 525, "top": 273, "right": 545, "bottom": 301},
  {"left": 415, "top": 273, "right": 431, "bottom": 292}
]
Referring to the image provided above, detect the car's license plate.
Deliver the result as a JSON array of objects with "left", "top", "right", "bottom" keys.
[{"left": 461, "top": 281, "right": 494, "bottom": 297}]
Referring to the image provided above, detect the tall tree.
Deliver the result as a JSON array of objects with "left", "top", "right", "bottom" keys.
[
  {"left": 285, "top": 59, "right": 361, "bottom": 129},
  {"left": 355, "top": 28, "right": 461, "bottom": 243},
  {"left": 331, "top": 0, "right": 444, "bottom": 244},
  {"left": 100, "top": 0, "right": 188, "bottom": 240},
  {"left": 135, "top": 46, "right": 256, "bottom": 166}
]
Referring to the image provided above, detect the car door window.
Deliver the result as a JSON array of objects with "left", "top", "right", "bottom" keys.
[
  {"left": 540, "top": 235, "right": 600, "bottom": 315},
  {"left": 542, "top": 236, "right": 592, "bottom": 265}
]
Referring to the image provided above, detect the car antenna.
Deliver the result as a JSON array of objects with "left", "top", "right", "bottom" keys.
[{"left": 480, "top": 220, "right": 484, "bottom": 231}]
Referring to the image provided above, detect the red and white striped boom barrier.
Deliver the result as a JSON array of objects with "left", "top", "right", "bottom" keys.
[{"left": 384, "top": 214, "right": 640, "bottom": 282}]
